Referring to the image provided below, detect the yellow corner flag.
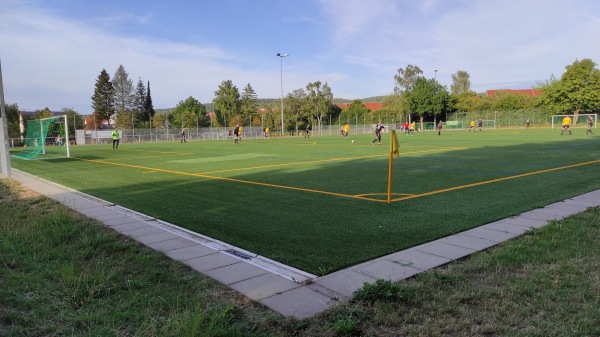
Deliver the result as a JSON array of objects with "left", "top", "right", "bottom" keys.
[
  {"left": 387, "top": 130, "right": 399, "bottom": 203},
  {"left": 391, "top": 129, "right": 400, "bottom": 158}
]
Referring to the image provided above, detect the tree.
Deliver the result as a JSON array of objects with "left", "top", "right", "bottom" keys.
[
  {"left": 143, "top": 81, "right": 156, "bottom": 127},
  {"left": 133, "top": 79, "right": 146, "bottom": 128},
  {"left": 285, "top": 88, "right": 308, "bottom": 134},
  {"left": 451, "top": 92, "right": 482, "bottom": 113},
  {"left": 261, "top": 103, "right": 280, "bottom": 133},
  {"left": 404, "top": 77, "right": 449, "bottom": 128},
  {"left": 539, "top": 59, "right": 600, "bottom": 121},
  {"left": 339, "top": 100, "right": 370, "bottom": 125},
  {"left": 91, "top": 69, "right": 115, "bottom": 127},
  {"left": 60, "top": 107, "right": 84, "bottom": 141},
  {"left": 34, "top": 107, "right": 54, "bottom": 120},
  {"left": 240, "top": 83, "right": 258, "bottom": 124},
  {"left": 450, "top": 70, "right": 472, "bottom": 95},
  {"left": 112, "top": 65, "right": 135, "bottom": 128},
  {"left": 394, "top": 65, "right": 423, "bottom": 94},
  {"left": 213, "top": 80, "right": 240, "bottom": 128},
  {"left": 378, "top": 94, "right": 407, "bottom": 124},
  {"left": 172, "top": 96, "right": 208, "bottom": 129},
  {"left": 306, "top": 81, "right": 333, "bottom": 135},
  {"left": 3, "top": 103, "right": 20, "bottom": 138}
]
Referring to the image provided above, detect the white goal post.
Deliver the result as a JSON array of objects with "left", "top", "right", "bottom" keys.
[
  {"left": 12, "top": 115, "right": 70, "bottom": 160},
  {"left": 552, "top": 114, "right": 597, "bottom": 128}
]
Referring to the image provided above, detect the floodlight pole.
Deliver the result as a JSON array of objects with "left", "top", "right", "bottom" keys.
[
  {"left": 0, "top": 59, "right": 12, "bottom": 177},
  {"left": 434, "top": 69, "right": 438, "bottom": 127},
  {"left": 277, "top": 53, "right": 288, "bottom": 137}
]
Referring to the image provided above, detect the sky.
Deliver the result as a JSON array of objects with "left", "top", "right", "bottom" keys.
[{"left": 2, "top": 0, "right": 600, "bottom": 114}]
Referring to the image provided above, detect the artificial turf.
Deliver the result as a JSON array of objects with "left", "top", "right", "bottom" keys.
[{"left": 10, "top": 128, "right": 600, "bottom": 275}]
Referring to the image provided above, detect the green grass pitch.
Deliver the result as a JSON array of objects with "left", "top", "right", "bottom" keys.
[{"left": 10, "top": 129, "right": 600, "bottom": 275}]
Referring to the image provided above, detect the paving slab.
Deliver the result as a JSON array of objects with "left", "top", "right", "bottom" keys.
[
  {"left": 88, "top": 211, "right": 132, "bottom": 222},
  {"left": 544, "top": 201, "right": 590, "bottom": 213},
  {"left": 134, "top": 231, "right": 181, "bottom": 245},
  {"left": 307, "top": 282, "right": 349, "bottom": 301},
  {"left": 184, "top": 252, "right": 240, "bottom": 272},
  {"left": 481, "top": 221, "right": 532, "bottom": 235},
  {"left": 145, "top": 236, "right": 198, "bottom": 252},
  {"left": 383, "top": 248, "right": 452, "bottom": 271},
  {"left": 101, "top": 217, "right": 143, "bottom": 227},
  {"left": 204, "top": 262, "right": 269, "bottom": 285},
  {"left": 570, "top": 194, "right": 600, "bottom": 206},
  {"left": 519, "top": 209, "right": 562, "bottom": 222},
  {"left": 461, "top": 227, "right": 519, "bottom": 243},
  {"left": 120, "top": 225, "right": 165, "bottom": 237},
  {"left": 229, "top": 273, "right": 302, "bottom": 301},
  {"left": 416, "top": 241, "right": 477, "bottom": 260},
  {"left": 564, "top": 198, "right": 598, "bottom": 208},
  {"left": 313, "top": 270, "right": 378, "bottom": 299},
  {"left": 352, "top": 259, "right": 421, "bottom": 281},
  {"left": 441, "top": 234, "right": 498, "bottom": 251},
  {"left": 110, "top": 220, "right": 151, "bottom": 232},
  {"left": 165, "top": 244, "right": 218, "bottom": 261},
  {"left": 260, "top": 286, "right": 336, "bottom": 320},
  {"left": 580, "top": 190, "right": 600, "bottom": 199},
  {"left": 539, "top": 205, "right": 583, "bottom": 218},
  {"left": 501, "top": 216, "right": 548, "bottom": 228}
]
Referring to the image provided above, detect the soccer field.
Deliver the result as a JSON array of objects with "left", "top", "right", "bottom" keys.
[{"left": 10, "top": 129, "right": 600, "bottom": 275}]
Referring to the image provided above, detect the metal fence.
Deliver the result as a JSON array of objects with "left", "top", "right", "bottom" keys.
[{"left": 445, "top": 109, "right": 552, "bottom": 128}]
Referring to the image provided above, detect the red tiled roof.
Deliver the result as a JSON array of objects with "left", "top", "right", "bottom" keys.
[{"left": 337, "top": 102, "right": 382, "bottom": 111}]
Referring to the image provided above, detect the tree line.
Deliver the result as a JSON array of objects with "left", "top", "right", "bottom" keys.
[{"left": 3, "top": 58, "right": 599, "bottom": 139}]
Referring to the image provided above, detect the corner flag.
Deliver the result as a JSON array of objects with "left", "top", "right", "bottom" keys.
[
  {"left": 391, "top": 129, "right": 399, "bottom": 158},
  {"left": 387, "top": 130, "right": 399, "bottom": 203}
]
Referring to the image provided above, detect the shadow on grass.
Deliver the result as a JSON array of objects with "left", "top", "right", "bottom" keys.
[{"left": 11, "top": 136, "right": 600, "bottom": 275}]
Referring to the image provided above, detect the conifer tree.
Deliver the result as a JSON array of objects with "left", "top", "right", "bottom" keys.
[
  {"left": 91, "top": 69, "right": 115, "bottom": 127},
  {"left": 143, "top": 81, "right": 155, "bottom": 126},
  {"left": 133, "top": 78, "right": 146, "bottom": 127}
]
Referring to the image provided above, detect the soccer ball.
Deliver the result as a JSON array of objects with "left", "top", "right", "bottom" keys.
[{"left": 351, "top": 140, "right": 355, "bottom": 143}]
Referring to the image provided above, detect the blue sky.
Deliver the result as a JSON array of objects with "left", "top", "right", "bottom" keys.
[{"left": 2, "top": 0, "right": 600, "bottom": 114}]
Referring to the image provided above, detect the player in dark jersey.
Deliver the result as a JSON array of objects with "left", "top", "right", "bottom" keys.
[
  {"left": 587, "top": 115, "right": 594, "bottom": 135},
  {"left": 233, "top": 125, "right": 240, "bottom": 144},
  {"left": 371, "top": 121, "right": 385, "bottom": 144}
]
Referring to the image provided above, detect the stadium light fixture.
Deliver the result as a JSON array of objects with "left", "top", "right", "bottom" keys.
[{"left": 277, "top": 53, "right": 288, "bottom": 136}]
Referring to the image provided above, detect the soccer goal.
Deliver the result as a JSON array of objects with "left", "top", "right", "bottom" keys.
[
  {"left": 481, "top": 120, "right": 496, "bottom": 129},
  {"left": 552, "top": 114, "right": 597, "bottom": 128},
  {"left": 12, "top": 115, "right": 70, "bottom": 160},
  {"left": 444, "top": 120, "right": 464, "bottom": 130}
]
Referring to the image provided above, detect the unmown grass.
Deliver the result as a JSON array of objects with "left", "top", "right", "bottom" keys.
[{"left": 2, "top": 178, "right": 599, "bottom": 336}]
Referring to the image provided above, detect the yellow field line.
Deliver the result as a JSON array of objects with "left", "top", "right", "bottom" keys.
[
  {"left": 391, "top": 159, "right": 600, "bottom": 202},
  {"left": 74, "top": 157, "right": 385, "bottom": 202},
  {"left": 70, "top": 150, "right": 597, "bottom": 204},
  {"left": 200, "top": 147, "right": 464, "bottom": 175}
]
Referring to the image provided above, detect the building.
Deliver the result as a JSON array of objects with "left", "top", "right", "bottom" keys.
[{"left": 336, "top": 102, "right": 383, "bottom": 111}]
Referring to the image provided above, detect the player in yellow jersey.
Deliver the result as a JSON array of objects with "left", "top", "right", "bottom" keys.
[
  {"left": 469, "top": 120, "right": 475, "bottom": 132},
  {"left": 561, "top": 114, "right": 572, "bottom": 135}
]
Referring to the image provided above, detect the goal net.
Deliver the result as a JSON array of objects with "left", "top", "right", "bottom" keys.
[
  {"left": 12, "top": 115, "right": 70, "bottom": 160},
  {"left": 481, "top": 120, "right": 496, "bottom": 129},
  {"left": 444, "top": 120, "right": 464, "bottom": 130},
  {"left": 552, "top": 114, "right": 597, "bottom": 128}
]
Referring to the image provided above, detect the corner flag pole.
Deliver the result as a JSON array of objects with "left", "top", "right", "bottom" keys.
[{"left": 387, "top": 129, "right": 400, "bottom": 203}]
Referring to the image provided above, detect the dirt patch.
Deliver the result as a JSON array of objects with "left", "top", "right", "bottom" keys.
[{"left": 17, "top": 185, "right": 43, "bottom": 200}]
